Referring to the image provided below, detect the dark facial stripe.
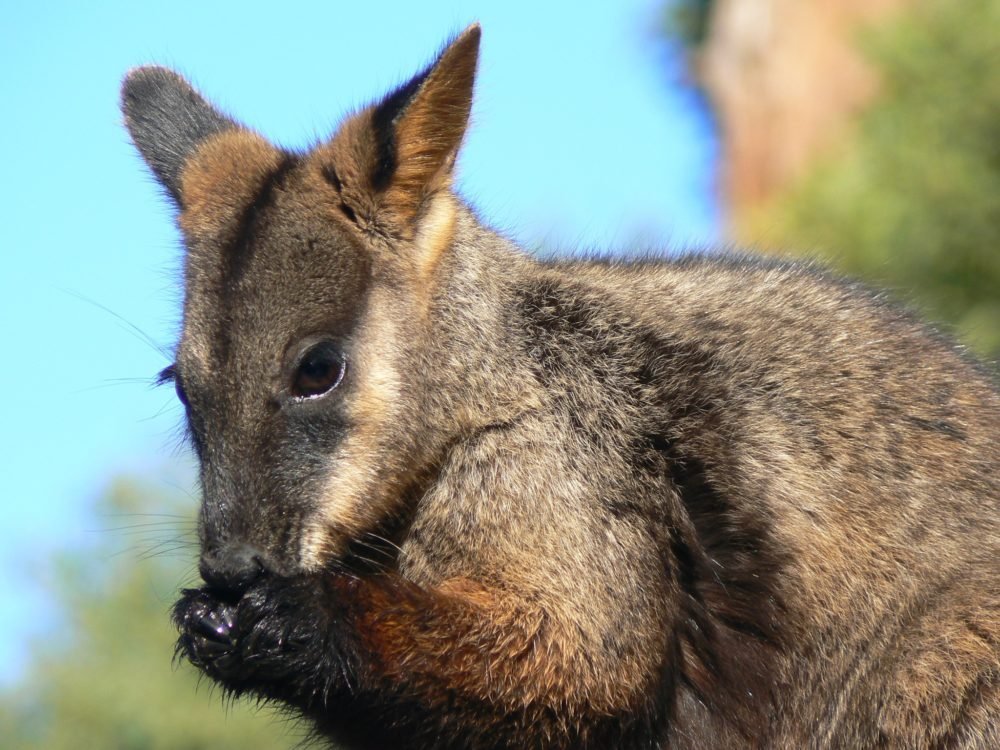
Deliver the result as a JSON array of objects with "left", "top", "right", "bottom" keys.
[
  {"left": 207, "top": 153, "right": 298, "bottom": 367},
  {"left": 224, "top": 153, "right": 298, "bottom": 284}
]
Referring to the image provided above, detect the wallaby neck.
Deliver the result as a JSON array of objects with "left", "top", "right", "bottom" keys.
[{"left": 415, "top": 200, "right": 544, "bottom": 432}]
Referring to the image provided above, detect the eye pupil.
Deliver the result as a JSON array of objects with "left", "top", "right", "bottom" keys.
[{"left": 292, "top": 341, "right": 345, "bottom": 399}]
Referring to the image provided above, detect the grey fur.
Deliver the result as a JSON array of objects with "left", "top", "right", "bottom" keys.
[{"left": 121, "top": 66, "right": 236, "bottom": 203}]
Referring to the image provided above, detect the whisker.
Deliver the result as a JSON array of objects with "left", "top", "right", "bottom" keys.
[
  {"left": 70, "top": 376, "right": 162, "bottom": 395},
  {"left": 88, "top": 521, "right": 196, "bottom": 533},
  {"left": 351, "top": 539, "right": 396, "bottom": 560},
  {"left": 157, "top": 481, "right": 202, "bottom": 504},
  {"left": 138, "top": 543, "right": 198, "bottom": 562},
  {"left": 61, "top": 288, "right": 172, "bottom": 361},
  {"left": 139, "top": 398, "right": 182, "bottom": 423},
  {"left": 347, "top": 553, "right": 388, "bottom": 572},
  {"left": 360, "top": 531, "right": 405, "bottom": 555}
]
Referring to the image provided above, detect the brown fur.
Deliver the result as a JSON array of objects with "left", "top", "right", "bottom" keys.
[{"left": 122, "top": 24, "right": 999, "bottom": 749}]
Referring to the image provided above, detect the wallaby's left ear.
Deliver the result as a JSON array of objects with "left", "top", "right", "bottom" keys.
[
  {"left": 121, "top": 67, "right": 238, "bottom": 205},
  {"left": 320, "top": 23, "right": 481, "bottom": 234}
]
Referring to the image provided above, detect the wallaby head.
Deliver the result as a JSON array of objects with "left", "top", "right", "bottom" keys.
[{"left": 122, "top": 25, "right": 482, "bottom": 588}]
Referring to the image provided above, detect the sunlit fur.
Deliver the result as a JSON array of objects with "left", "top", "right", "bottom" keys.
[{"left": 123, "top": 24, "right": 999, "bottom": 749}]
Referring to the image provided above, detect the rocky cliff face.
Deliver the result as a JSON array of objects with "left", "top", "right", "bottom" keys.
[{"left": 698, "top": 0, "right": 911, "bottom": 211}]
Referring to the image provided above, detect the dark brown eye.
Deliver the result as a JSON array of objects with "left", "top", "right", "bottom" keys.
[{"left": 291, "top": 341, "right": 346, "bottom": 399}]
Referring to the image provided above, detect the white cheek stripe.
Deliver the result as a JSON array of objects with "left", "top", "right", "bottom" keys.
[
  {"left": 415, "top": 193, "right": 457, "bottom": 286},
  {"left": 299, "top": 288, "right": 404, "bottom": 569},
  {"left": 298, "top": 196, "right": 456, "bottom": 569}
]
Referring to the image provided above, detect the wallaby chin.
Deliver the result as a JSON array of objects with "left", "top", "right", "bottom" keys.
[{"left": 125, "top": 22, "right": 999, "bottom": 750}]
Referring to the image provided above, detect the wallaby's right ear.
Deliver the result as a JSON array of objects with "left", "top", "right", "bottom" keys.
[
  {"left": 317, "top": 24, "right": 481, "bottom": 237},
  {"left": 121, "top": 67, "right": 237, "bottom": 204}
]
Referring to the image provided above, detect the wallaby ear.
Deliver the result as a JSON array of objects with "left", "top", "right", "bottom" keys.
[
  {"left": 320, "top": 24, "right": 481, "bottom": 233},
  {"left": 121, "top": 67, "right": 238, "bottom": 204}
]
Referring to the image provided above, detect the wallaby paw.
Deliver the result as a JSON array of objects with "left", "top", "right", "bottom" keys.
[{"left": 173, "top": 577, "right": 347, "bottom": 705}]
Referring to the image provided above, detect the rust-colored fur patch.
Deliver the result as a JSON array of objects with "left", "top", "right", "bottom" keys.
[
  {"left": 178, "top": 130, "right": 283, "bottom": 247},
  {"left": 343, "top": 575, "right": 652, "bottom": 719}
]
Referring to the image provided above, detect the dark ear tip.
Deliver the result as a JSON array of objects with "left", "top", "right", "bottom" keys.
[
  {"left": 120, "top": 66, "right": 194, "bottom": 116},
  {"left": 120, "top": 66, "right": 237, "bottom": 202},
  {"left": 122, "top": 64, "right": 181, "bottom": 87}
]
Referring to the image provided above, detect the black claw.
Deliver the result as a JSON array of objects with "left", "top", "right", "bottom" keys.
[
  {"left": 193, "top": 608, "right": 234, "bottom": 643},
  {"left": 193, "top": 634, "right": 232, "bottom": 657}
]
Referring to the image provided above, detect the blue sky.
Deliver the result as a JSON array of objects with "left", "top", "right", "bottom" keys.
[{"left": 0, "top": 0, "right": 718, "bottom": 681}]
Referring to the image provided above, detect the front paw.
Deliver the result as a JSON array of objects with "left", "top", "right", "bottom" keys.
[
  {"left": 174, "top": 588, "right": 246, "bottom": 684},
  {"left": 173, "top": 577, "right": 346, "bottom": 701}
]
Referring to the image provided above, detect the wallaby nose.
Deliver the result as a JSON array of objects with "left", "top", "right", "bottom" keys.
[{"left": 199, "top": 543, "right": 268, "bottom": 598}]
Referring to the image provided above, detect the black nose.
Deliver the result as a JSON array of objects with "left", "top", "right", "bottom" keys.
[{"left": 199, "top": 543, "right": 268, "bottom": 598}]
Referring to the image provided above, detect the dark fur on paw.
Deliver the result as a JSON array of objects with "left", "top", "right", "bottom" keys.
[
  {"left": 173, "top": 575, "right": 354, "bottom": 707},
  {"left": 174, "top": 589, "right": 240, "bottom": 676}
]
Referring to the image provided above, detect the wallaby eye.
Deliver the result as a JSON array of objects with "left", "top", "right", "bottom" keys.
[
  {"left": 158, "top": 364, "right": 190, "bottom": 409},
  {"left": 291, "top": 341, "right": 346, "bottom": 399},
  {"left": 174, "top": 379, "right": 190, "bottom": 409}
]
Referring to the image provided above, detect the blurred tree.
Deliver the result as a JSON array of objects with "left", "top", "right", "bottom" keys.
[
  {"left": 664, "top": 0, "right": 910, "bottom": 207},
  {"left": 737, "top": 0, "right": 1000, "bottom": 358},
  {"left": 0, "top": 478, "right": 310, "bottom": 749},
  {"left": 665, "top": 0, "right": 1000, "bottom": 358}
]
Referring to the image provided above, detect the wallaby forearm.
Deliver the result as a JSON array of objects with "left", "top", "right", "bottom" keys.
[{"left": 177, "top": 572, "right": 650, "bottom": 749}]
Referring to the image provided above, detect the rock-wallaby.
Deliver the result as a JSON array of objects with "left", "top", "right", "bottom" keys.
[{"left": 122, "top": 24, "right": 999, "bottom": 749}]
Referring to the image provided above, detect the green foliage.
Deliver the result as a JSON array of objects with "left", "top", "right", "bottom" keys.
[
  {"left": 0, "top": 479, "right": 309, "bottom": 749},
  {"left": 749, "top": 0, "right": 1000, "bottom": 360}
]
